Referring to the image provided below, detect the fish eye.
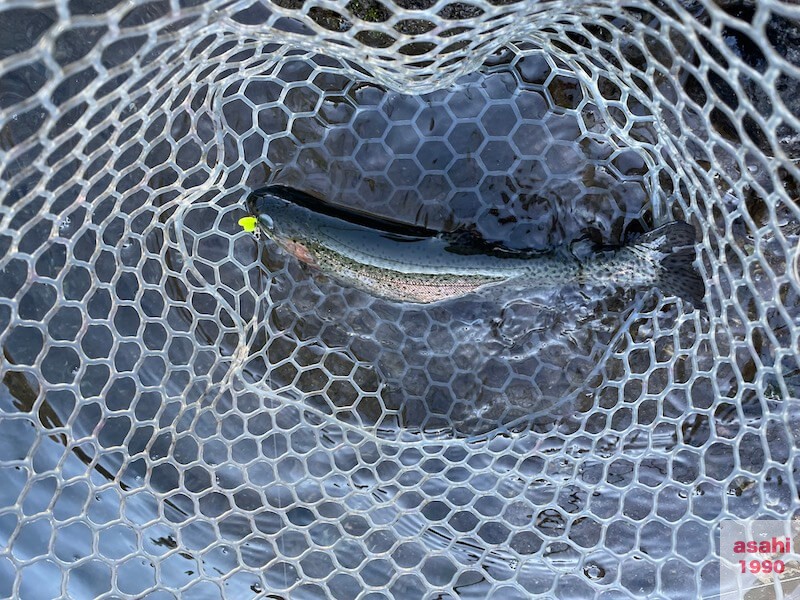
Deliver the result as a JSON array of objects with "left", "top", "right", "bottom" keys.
[{"left": 259, "top": 214, "right": 274, "bottom": 230}]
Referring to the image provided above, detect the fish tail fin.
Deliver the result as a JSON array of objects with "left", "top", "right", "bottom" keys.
[{"left": 635, "top": 221, "right": 706, "bottom": 308}]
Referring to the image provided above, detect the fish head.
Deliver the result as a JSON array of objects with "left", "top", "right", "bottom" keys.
[{"left": 246, "top": 186, "right": 320, "bottom": 267}]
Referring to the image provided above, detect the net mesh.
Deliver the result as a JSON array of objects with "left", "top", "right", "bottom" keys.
[{"left": 1, "top": 0, "right": 799, "bottom": 597}]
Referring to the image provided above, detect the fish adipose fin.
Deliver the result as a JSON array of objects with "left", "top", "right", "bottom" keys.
[{"left": 635, "top": 221, "right": 706, "bottom": 308}]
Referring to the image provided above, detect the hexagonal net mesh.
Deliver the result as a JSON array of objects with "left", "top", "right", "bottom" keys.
[{"left": 0, "top": 0, "right": 799, "bottom": 598}]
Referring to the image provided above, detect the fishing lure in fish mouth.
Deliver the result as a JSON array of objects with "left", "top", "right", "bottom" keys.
[
  {"left": 238, "top": 216, "right": 258, "bottom": 232},
  {"left": 245, "top": 185, "right": 705, "bottom": 307}
]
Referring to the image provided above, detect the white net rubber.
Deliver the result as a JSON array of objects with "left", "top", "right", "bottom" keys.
[{"left": 1, "top": 0, "right": 799, "bottom": 598}]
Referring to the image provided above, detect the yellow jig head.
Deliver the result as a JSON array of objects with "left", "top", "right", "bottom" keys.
[{"left": 238, "top": 216, "right": 258, "bottom": 233}]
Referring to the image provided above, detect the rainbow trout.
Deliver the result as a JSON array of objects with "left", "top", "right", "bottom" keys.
[{"left": 246, "top": 185, "right": 704, "bottom": 307}]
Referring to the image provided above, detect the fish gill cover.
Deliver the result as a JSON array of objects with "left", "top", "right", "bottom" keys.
[{"left": 0, "top": 1, "right": 798, "bottom": 598}]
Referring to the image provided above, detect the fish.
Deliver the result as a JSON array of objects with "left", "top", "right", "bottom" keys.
[{"left": 246, "top": 185, "right": 705, "bottom": 307}]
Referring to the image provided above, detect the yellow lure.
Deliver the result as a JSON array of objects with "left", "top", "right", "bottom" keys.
[{"left": 238, "top": 216, "right": 258, "bottom": 232}]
